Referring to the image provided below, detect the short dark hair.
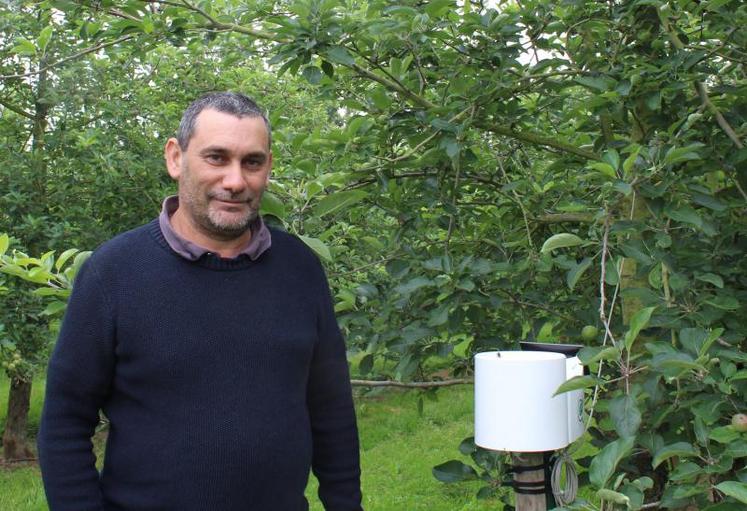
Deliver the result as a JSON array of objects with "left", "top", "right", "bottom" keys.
[{"left": 176, "top": 92, "right": 271, "bottom": 150}]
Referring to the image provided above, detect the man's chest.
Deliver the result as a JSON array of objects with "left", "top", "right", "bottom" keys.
[{"left": 110, "top": 270, "right": 319, "bottom": 393}]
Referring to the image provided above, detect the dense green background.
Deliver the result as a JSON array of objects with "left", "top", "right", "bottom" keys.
[{"left": 1, "top": 0, "right": 746, "bottom": 509}]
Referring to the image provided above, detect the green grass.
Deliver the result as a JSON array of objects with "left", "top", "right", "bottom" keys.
[
  {"left": 1, "top": 373, "right": 500, "bottom": 510},
  {"left": 1, "top": 372, "right": 48, "bottom": 511}
]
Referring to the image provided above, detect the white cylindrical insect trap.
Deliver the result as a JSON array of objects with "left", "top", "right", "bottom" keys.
[{"left": 474, "top": 342, "right": 586, "bottom": 509}]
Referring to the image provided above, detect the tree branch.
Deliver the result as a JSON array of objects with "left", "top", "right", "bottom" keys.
[
  {"left": 659, "top": 10, "right": 745, "bottom": 152},
  {"left": 475, "top": 120, "right": 601, "bottom": 161},
  {"left": 348, "top": 62, "right": 599, "bottom": 160},
  {"left": 0, "top": 97, "right": 34, "bottom": 119},
  {"left": 351, "top": 378, "right": 472, "bottom": 388},
  {"left": 106, "top": 8, "right": 141, "bottom": 22},
  {"left": 174, "top": 0, "right": 279, "bottom": 41},
  {"left": 534, "top": 213, "right": 596, "bottom": 223},
  {"left": 0, "top": 34, "right": 135, "bottom": 80}
]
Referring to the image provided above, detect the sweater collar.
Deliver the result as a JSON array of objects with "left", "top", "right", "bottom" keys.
[{"left": 158, "top": 195, "right": 272, "bottom": 262}]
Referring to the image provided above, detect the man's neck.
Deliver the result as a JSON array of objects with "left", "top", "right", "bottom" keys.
[{"left": 170, "top": 208, "right": 252, "bottom": 259}]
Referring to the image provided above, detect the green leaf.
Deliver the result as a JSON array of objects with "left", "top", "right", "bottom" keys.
[
  {"left": 624, "top": 306, "right": 656, "bottom": 352},
  {"left": 38, "top": 26, "right": 53, "bottom": 52},
  {"left": 578, "top": 346, "right": 621, "bottom": 365},
  {"left": 726, "top": 439, "right": 747, "bottom": 458},
  {"left": 703, "top": 295, "right": 739, "bottom": 311},
  {"left": 596, "top": 488, "right": 630, "bottom": 506},
  {"left": 259, "top": 191, "right": 286, "bottom": 220},
  {"left": 325, "top": 46, "right": 356, "bottom": 66},
  {"left": 298, "top": 235, "right": 332, "bottom": 262},
  {"left": 679, "top": 327, "right": 707, "bottom": 356},
  {"left": 702, "top": 504, "right": 747, "bottom": 511},
  {"left": 456, "top": 278, "right": 475, "bottom": 292},
  {"left": 609, "top": 394, "right": 642, "bottom": 438},
  {"left": 553, "top": 375, "right": 598, "bottom": 396},
  {"left": 715, "top": 481, "right": 747, "bottom": 504},
  {"left": 55, "top": 248, "right": 79, "bottom": 271},
  {"left": 26, "top": 266, "right": 52, "bottom": 284},
  {"left": 709, "top": 426, "right": 740, "bottom": 444},
  {"left": 589, "top": 162, "right": 617, "bottom": 178},
  {"left": 313, "top": 190, "right": 367, "bottom": 218},
  {"left": 566, "top": 257, "right": 592, "bottom": 290},
  {"left": 605, "top": 258, "right": 620, "bottom": 285},
  {"left": 432, "top": 460, "right": 478, "bottom": 483},
  {"left": 441, "top": 137, "right": 460, "bottom": 158},
  {"left": 620, "top": 242, "right": 653, "bottom": 265},
  {"left": 458, "top": 437, "right": 476, "bottom": 455},
  {"left": 620, "top": 486, "right": 643, "bottom": 509},
  {"left": 645, "top": 90, "right": 661, "bottom": 111},
  {"left": 0, "top": 234, "right": 8, "bottom": 256},
  {"left": 395, "top": 276, "right": 433, "bottom": 296},
  {"left": 358, "top": 353, "right": 373, "bottom": 375},
  {"left": 696, "top": 273, "right": 724, "bottom": 288},
  {"left": 427, "top": 304, "right": 450, "bottom": 327},
  {"left": 665, "top": 206, "right": 703, "bottom": 228},
  {"left": 12, "top": 38, "right": 36, "bottom": 56},
  {"left": 71, "top": 251, "right": 91, "bottom": 278},
  {"left": 302, "top": 65, "right": 323, "bottom": 84},
  {"left": 652, "top": 352, "right": 703, "bottom": 373},
  {"left": 589, "top": 436, "right": 636, "bottom": 488},
  {"left": 691, "top": 192, "right": 727, "bottom": 212},
  {"left": 41, "top": 301, "right": 67, "bottom": 316},
  {"left": 540, "top": 233, "right": 584, "bottom": 253},
  {"left": 613, "top": 181, "right": 633, "bottom": 196},
  {"left": 653, "top": 442, "right": 697, "bottom": 469},
  {"left": 669, "top": 461, "right": 701, "bottom": 482},
  {"left": 602, "top": 149, "right": 620, "bottom": 171},
  {"left": 369, "top": 87, "right": 390, "bottom": 110},
  {"left": 575, "top": 75, "right": 616, "bottom": 91},
  {"left": 663, "top": 143, "right": 704, "bottom": 166},
  {"left": 320, "top": 60, "right": 334, "bottom": 78},
  {"left": 623, "top": 147, "right": 641, "bottom": 175},
  {"left": 423, "top": 0, "right": 454, "bottom": 17}
]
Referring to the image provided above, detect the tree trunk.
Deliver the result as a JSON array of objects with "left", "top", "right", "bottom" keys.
[{"left": 2, "top": 377, "right": 34, "bottom": 461}]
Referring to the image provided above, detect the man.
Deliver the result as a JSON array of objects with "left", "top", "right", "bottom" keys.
[{"left": 38, "top": 92, "right": 363, "bottom": 510}]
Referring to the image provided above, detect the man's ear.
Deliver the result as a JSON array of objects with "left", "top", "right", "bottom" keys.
[{"left": 164, "top": 138, "right": 182, "bottom": 180}]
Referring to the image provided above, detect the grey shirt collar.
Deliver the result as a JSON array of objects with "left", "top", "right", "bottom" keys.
[{"left": 158, "top": 195, "right": 272, "bottom": 261}]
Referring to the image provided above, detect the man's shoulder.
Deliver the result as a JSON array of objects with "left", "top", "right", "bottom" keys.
[
  {"left": 87, "top": 219, "right": 162, "bottom": 268},
  {"left": 267, "top": 226, "right": 318, "bottom": 258},
  {"left": 265, "top": 225, "right": 326, "bottom": 270}
]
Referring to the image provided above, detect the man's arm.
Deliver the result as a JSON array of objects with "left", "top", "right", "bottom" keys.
[
  {"left": 38, "top": 258, "right": 115, "bottom": 511},
  {"left": 307, "top": 267, "right": 363, "bottom": 511}
]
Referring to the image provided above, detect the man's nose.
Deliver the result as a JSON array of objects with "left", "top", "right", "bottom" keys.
[{"left": 221, "top": 161, "right": 246, "bottom": 193}]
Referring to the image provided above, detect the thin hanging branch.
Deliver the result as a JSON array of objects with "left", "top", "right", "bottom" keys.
[{"left": 497, "top": 157, "right": 535, "bottom": 250}]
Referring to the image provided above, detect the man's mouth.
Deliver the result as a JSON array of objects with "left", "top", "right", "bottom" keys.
[{"left": 211, "top": 196, "right": 251, "bottom": 205}]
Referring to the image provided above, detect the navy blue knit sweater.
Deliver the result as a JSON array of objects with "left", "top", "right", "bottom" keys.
[{"left": 38, "top": 220, "right": 362, "bottom": 511}]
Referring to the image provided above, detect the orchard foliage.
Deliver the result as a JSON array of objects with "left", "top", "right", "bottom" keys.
[{"left": 1, "top": 0, "right": 746, "bottom": 508}]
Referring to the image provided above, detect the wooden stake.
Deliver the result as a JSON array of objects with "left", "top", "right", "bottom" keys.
[{"left": 512, "top": 452, "right": 547, "bottom": 511}]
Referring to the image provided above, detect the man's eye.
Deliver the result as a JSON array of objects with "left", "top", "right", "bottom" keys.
[
  {"left": 243, "top": 159, "right": 263, "bottom": 167},
  {"left": 206, "top": 154, "right": 224, "bottom": 163}
]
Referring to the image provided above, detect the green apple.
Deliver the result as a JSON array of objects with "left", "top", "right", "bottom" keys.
[
  {"left": 732, "top": 413, "right": 747, "bottom": 433},
  {"left": 581, "top": 325, "right": 599, "bottom": 341}
]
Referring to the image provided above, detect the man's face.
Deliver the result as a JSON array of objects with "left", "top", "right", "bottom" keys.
[{"left": 165, "top": 109, "right": 272, "bottom": 241}]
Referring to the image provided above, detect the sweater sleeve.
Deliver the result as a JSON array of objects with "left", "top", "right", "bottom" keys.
[
  {"left": 307, "top": 266, "right": 363, "bottom": 511},
  {"left": 37, "top": 257, "right": 115, "bottom": 511}
]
